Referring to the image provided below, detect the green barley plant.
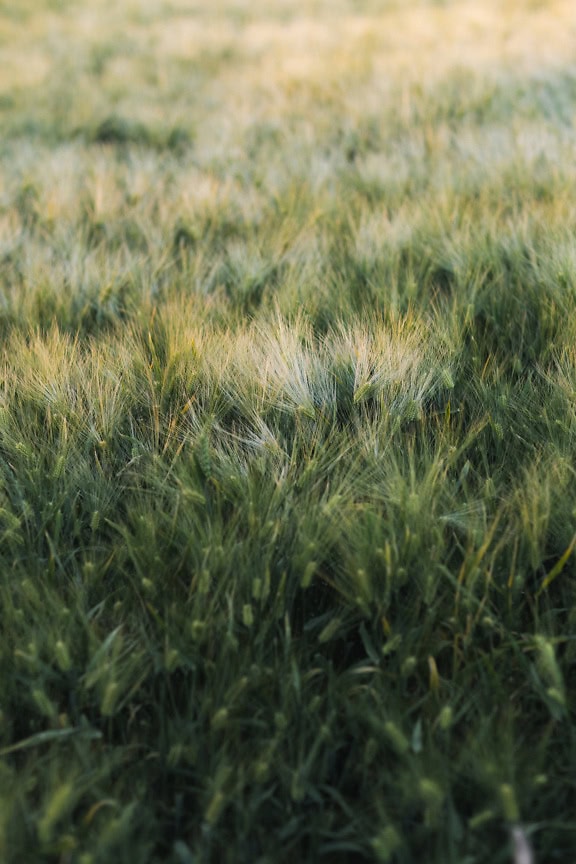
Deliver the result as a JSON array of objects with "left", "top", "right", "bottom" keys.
[{"left": 2, "top": 0, "right": 576, "bottom": 861}]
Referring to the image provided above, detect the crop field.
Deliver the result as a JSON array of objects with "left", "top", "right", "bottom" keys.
[{"left": 2, "top": 0, "right": 576, "bottom": 861}]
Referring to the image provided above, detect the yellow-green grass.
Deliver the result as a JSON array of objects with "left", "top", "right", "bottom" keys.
[{"left": 1, "top": 0, "right": 576, "bottom": 861}]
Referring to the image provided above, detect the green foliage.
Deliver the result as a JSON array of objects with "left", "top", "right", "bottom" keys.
[{"left": 1, "top": 0, "right": 576, "bottom": 861}]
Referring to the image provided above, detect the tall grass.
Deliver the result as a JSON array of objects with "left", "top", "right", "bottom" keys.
[{"left": 2, "top": 0, "right": 576, "bottom": 861}]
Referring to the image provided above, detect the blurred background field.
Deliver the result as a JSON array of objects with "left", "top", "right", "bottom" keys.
[{"left": 1, "top": 1, "right": 576, "bottom": 862}]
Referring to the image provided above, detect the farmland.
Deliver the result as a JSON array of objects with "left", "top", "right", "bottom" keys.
[{"left": 1, "top": 0, "right": 576, "bottom": 861}]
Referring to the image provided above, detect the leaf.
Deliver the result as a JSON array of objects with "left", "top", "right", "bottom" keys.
[
  {"left": 0, "top": 726, "right": 102, "bottom": 758},
  {"left": 537, "top": 532, "right": 576, "bottom": 596},
  {"left": 83, "top": 625, "right": 123, "bottom": 688},
  {"left": 359, "top": 622, "right": 380, "bottom": 664}
]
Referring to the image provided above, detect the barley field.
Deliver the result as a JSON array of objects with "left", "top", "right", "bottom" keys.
[{"left": 2, "top": 0, "right": 576, "bottom": 861}]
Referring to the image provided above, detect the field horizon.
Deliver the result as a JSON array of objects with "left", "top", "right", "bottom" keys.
[{"left": 2, "top": 1, "right": 576, "bottom": 861}]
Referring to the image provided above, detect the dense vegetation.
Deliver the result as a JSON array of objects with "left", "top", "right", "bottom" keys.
[{"left": 2, "top": 0, "right": 576, "bottom": 860}]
